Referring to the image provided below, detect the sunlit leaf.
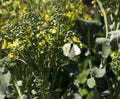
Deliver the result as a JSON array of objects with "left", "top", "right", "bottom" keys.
[
  {"left": 95, "top": 37, "right": 111, "bottom": 57},
  {"left": 77, "top": 69, "right": 89, "bottom": 84},
  {"left": 87, "top": 77, "right": 96, "bottom": 89},
  {"left": 95, "top": 37, "right": 110, "bottom": 44},
  {"left": 0, "top": 67, "right": 11, "bottom": 94},
  {"left": 0, "top": 93, "right": 5, "bottom": 99},
  {"left": 91, "top": 67, "right": 106, "bottom": 78},
  {"left": 109, "top": 30, "right": 120, "bottom": 51},
  {"left": 73, "top": 93, "right": 82, "bottom": 99},
  {"left": 101, "top": 90, "right": 111, "bottom": 97}
]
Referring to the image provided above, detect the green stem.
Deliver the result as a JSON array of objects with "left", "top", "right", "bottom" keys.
[
  {"left": 87, "top": 28, "right": 92, "bottom": 77},
  {"left": 13, "top": 78, "right": 22, "bottom": 99},
  {"left": 97, "top": 0, "right": 109, "bottom": 38},
  {"left": 116, "top": 22, "right": 120, "bottom": 30}
]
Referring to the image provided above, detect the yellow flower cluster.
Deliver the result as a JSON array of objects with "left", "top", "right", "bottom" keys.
[
  {"left": 91, "top": 0, "right": 97, "bottom": 8},
  {"left": 64, "top": 3, "right": 80, "bottom": 21},
  {"left": 7, "top": 39, "right": 20, "bottom": 50},
  {"left": 44, "top": 14, "right": 51, "bottom": 22},
  {"left": 50, "top": 28, "right": 57, "bottom": 34},
  {"left": 8, "top": 53, "right": 15, "bottom": 59},
  {"left": 0, "top": 0, "right": 30, "bottom": 30},
  {"left": 1, "top": 39, "right": 24, "bottom": 52},
  {"left": 1, "top": 0, "right": 92, "bottom": 58},
  {"left": 111, "top": 51, "right": 117, "bottom": 58},
  {"left": 39, "top": 40, "right": 46, "bottom": 47}
]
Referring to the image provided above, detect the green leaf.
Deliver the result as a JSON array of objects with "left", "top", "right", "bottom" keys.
[
  {"left": 109, "top": 30, "right": 120, "bottom": 51},
  {"left": 77, "top": 69, "right": 89, "bottom": 84},
  {"left": 91, "top": 67, "right": 106, "bottom": 78},
  {"left": 80, "top": 89, "right": 89, "bottom": 96},
  {"left": 0, "top": 67, "right": 11, "bottom": 94},
  {"left": 76, "top": 19, "right": 102, "bottom": 34},
  {"left": 0, "top": 93, "right": 5, "bottom": 99},
  {"left": 87, "top": 77, "right": 96, "bottom": 89},
  {"left": 76, "top": 19, "right": 102, "bottom": 47},
  {"left": 73, "top": 93, "right": 82, "bottom": 99},
  {"left": 95, "top": 37, "right": 111, "bottom": 57},
  {"left": 95, "top": 37, "right": 110, "bottom": 44}
]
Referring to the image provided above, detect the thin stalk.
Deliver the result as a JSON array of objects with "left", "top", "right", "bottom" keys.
[
  {"left": 87, "top": 28, "right": 92, "bottom": 77},
  {"left": 97, "top": 0, "right": 109, "bottom": 38},
  {"left": 13, "top": 78, "right": 22, "bottom": 99},
  {"left": 116, "top": 22, "right": 120, "bottom": 30}
]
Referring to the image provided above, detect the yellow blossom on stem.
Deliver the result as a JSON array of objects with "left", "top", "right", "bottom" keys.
[
  {"left": 50, "top": 28, "right": 57, "bottom": 34},
  {"left": 8, "top": 39, "right": 20, "bottom": 50},
  {"left": 70, "top": 4, "right": 75, "bottom": 9},
  {"left": 65, "top": 11, "right": 72, "bottom": 18},
  {"left": 45, "top": 14, "right": 50, "bottom": 22},
  {"left": 72, "top": 36, "right": 80, "bottom": 43},
  {"left": 8, "top": 53, "right": 15, "bottom": 59},
  {"left": 111, "top": 51, "right": 117, "bottom": 58},
  {"left": 39, "top": 40, "right": 46, "bottom": 46},
  {"left": 1, "top": 39, "right": 7, "bottom": 49}
]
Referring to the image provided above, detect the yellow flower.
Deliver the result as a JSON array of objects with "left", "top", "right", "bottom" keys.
[
  {"left": 13, "top": 39, "right": 20, "bottom": 46},
  {"left": 45, "top": 14, "right": 50, "bottom": 22},
  {"left": 40, "top": 50, "right": 44, "bottom": 54},
  {"left": 91, "top": 0, "right": 96, "bottom": 4},
  {"left": 50, "top": 28, "right": 57, "bottom": 34},
  {"left": 79, "top": 4, "right": 84, "bottom": 11},
  {"left": 8, "top": 39, "right": 20, "bottom": 50},
  {"left": 8, "top": 53, "right": 15, "bottom": 59},
  {"left": 70, "top": 4, "right": 75, "bottom": 9},
  {"left": 1, "top": 39, "right": 7, "bottom": 49},
  {"left": 65, "top": 11, "right": 72, "bottom": 18},
  {"left": 111, "top": 51, "right": 117, "bottom": 58},
  {"left": 30, "top": 32, "right": 34, "bottom": 37},
  {"left": 79, "top": 43, "right": 85, "bottom": 49},
  {"left": 39, "top": 40, "right": 46, "bottom": 46},
  {"left": 36, "top": 31, "right": 45, "bottom": 38},
  {"left": 2, "top": 0, "right": 12, "bottom": 6},
  {"left": 17, "top": 45, "right": 24, "bottom": 51},
  {"left": 84, "top": 14, "right": 92, "bottom": 21},
  {"left": 99, "top": 10, "right": 103, "bottom": 16},
  {"left": 72, "top": 36, "right": 80, "bottom": 43},
  {"left": 10, "top": 10, "right": 16, "bottom": 16}
]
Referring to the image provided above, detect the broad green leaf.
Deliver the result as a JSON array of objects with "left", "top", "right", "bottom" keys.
[
  {"left": 91, "top": 67, "right": 106, "bottom": 78},
  {"left": 95, "top": 38, "right": 110, "bottom": 44},
  {"left": 87, "top": 77, "right": 96, "bottom": 89},
  {"left": 77, "top": 69, "right": 89, "bottom": 84},
  {"left": 80, "top": 89, "right": 89, "bottom": 96},
  {"left": 76, "top": 19, "right": 102, "bottom": 47},
  {"left": 95, "top": 37, "right": 111, "bottom": 57},
  {"left": 0, "top": 93, "right": 5, "bottom": 99},
  {"left": 73, "top": 93, "right": 82, "bottom": 99},
  {"left": 102, "top": 43, "right": 111, "bottom": 58},
  {"left": 109, "top": 30, "right": 120, "bottom": 51},
  {"left": 109, "top": 30, "right": 120, "bottom": 40},
  {"left": 0, "top": 67, "right": 11, "bottom": 94},
  {"left": 101, "top": 90, "right": 110, "bottom": 97},
  {"left": 76, "top": 19, "right": 102, "bottom": 34}
]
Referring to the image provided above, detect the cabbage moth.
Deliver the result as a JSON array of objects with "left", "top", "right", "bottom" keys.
[{"left": 62, "top": 43, "right": 81, "bottom": 59}]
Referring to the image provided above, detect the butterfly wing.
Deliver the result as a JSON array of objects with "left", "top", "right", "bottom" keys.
[
  {"left": 73, "top": 44, "right": 81, "bottom": 56},
  {"left": 62, "top": 43, "right": 71, "bottom": 57},
  {"left": 69, "top": 44, "right": 81, "bottom": 59}
]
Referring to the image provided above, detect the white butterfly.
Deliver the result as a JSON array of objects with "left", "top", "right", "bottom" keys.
[{"left": 62, "top": 43, "right": 81, "bottom": 59}]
